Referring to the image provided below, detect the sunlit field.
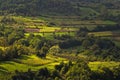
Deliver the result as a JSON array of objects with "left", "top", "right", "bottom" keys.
[{"left": 89, "top": 61, "right": 120, "bottom": 71}]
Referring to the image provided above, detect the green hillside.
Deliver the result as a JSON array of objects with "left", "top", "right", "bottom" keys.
[{"left": 0, "top": 0, "right": 120, "bottom": 80}]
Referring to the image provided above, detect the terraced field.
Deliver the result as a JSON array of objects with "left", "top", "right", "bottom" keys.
[
  {"left": 40, "top": 16, "right": 117, "bottom": 28},
  {"left": 89, "top": 61, "right": 120, "bottom": 71},
  {"left": 0, "top": 54, "right": 120, "bottom": 80},
  {"left": 88, "top": 31, "right": 120, "bottom": 40},
  {"left": 0, "top": 55, "right": 67, "bottom": 72},
  {"left": 0, "top": 15, "right": 120, "bottom": 80},
  {"left": 0, "top": 55, "right": 67, "bottom": 79},
  {"left": 25, "top": 32, "right": 75, "bottom": 40}
]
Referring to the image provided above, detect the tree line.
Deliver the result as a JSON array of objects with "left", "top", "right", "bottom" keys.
[{"left": 0, "top": 0, "right": 119, "bottom": 22}]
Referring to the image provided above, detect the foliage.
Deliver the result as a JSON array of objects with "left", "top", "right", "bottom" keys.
[
  {"left": 0, "top": 0, "right": 119, "bottom": 22},
  {"left": 59, "top": 38, "right": 82, "bottom": 49},
  {"left": 1, "top": 16, "right": 17, "bottom": 24},
  {"left": 11, "top": 60, "right": 120, "bottom": 80}
]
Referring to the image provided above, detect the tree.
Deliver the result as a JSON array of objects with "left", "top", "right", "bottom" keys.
[
  {"left": 60, "top": 64, "right": 69, "bottom": 74},
  {"left": 0, "top": 49, "right": 4, "bottom": 60},
  {"left": 112, "top": 65, "right": 120, "bottom": 80},
  {"left": 82, "top": 39, "right": 91, "bottom": 49},
  {"left": 51, "top": 70, "right": 60, "bottom": 79},
  {"left": 48, "top": 45, "right": 60, "bottom": 55},
  {"left": 37, "top": 68, "right": 50, "bottom": 78},
  {"left": 99, "top": 5, "right": 108, "bottom": 20},
  {"left": 16, "top": 38, "right": 29, "bottom": 46},
  {"left": 29, "top": 37, "right": 44, "bottom": 50},
  {"left": 8, "top": 30, "right": 24, "bottom": 45},
  {"left": 66, "top": 60, "right": 91, "bottom": 80},
  {"left": 55, "top": 61, "right": 64, "bottom": 71},
  {"left": 0, "top": 37, "right": 7, "bottom": 48},
  {"left": 1, "top": 16, "right": 17, "bottom": 24},
  {"left": 101, "top": 67, "right": 114, "bottom": 80},
  {"left": 76, "top": 27, "right": 88, "bottom": 37}
]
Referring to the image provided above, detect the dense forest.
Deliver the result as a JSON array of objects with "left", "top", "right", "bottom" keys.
[{"left": 0, "top": 0, "right": 120, "bottom": 21}]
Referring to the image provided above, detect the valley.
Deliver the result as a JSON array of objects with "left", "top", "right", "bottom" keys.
[{"left": 0, "top": 0, "right": 120, "bottom": 80}]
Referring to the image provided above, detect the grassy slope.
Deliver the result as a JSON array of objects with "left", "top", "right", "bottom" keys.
[
  {"left": 0, "top": 50, "right": 120, "bottom": 79},
  {"left": 25, "top": 32, "right": 75, "bottom": 40},
  {"left": 0, "top": 55, "right": 67, "bottom": 73},
  {"left": 0, "top": 16, "right": 117, "bottom": 34},
  {"left": 89, "top": 31, "right": 113, "bottom": 37},
  {"left": 0, "top": 55, "right": 67, "bottom": 79},
  {"left": 89, "top": 30, "right": 120, "bottom": 37},
  {"left": 0, "top": 54, "right": 120, "bottom": 73},
  {"left": 0, "top": 15, "right": 120, "bottom": 79},
  {"left": 89, "top": 61, "right": 120, "bottom": 71}
]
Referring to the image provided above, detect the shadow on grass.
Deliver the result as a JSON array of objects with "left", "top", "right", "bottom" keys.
[
  {"left": 0, "top": 66, "right": 8, "bottom": 73},
  {"left": 12, "top": 55, "right": 35, "bottom": 64},
  {"left": 0, "top": 61, "right": 15, "bottom": 65},
  {"left": 17, "top": 55, "right": 33, "bottom": 60},
  {"left": 0, "top": 55, "right": 32, "bottom": 65}
]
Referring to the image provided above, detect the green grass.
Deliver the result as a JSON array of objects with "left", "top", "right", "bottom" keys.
[
  {"left": 39, "top": 15, "right": 117, "bottom": 29},
  {"left": 0, "top": 15, "right": 120, "bottom": 79},
  {"left": 79, "top": 7, "right": 99, "bottom": 18},
  {"left": 108, "top": 9, "right": 120, "bottom": 16},
  {"left": 114, "top": 40, "right": 120, "bottom": 47},
  {"left": 0, "top": 55, "right": 67, "bottom": 73},
  {"left": 88, "top": 31, "right": 113, "bottom": 37},
  {"left": 0, "top": 46, "right": 9, "bottom": 50},
  {"left": 25, "top": 32, "right": 75, "bottom": 40},
  {"left": 0, "top": 54, "right": 67, "bottom": 79},
  {"left": 55, "top": 20, "right": 116, "bottom": 25},
  {"left": 0, "top": 54, "right": 120, "bottom": 79},
  {"left": 41, "top": 15, "right": 116, "bottom": 24},
  {"left": 1, "top": 57, "right": 119, "bottom": 72},
  {"left": 40, "top": 27, "right": 61, "bottom": 32},
  {"left": 89, "top": 61, "right": 120, "bottom": 71},
  {"left": 88, "top": 30, "right": 120, "bottom": 37},
  {"left": 26, "top": 26, "right": 77, "bottom": 32},
  {"left": 0, "top": 15, "right": 117, "bottom": 32},
  {"left": 0, "top": 16, "right": 46, "bottom": 27},
  {"left": 0, "top": 46, "right": 4, "bottom": 50}
]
